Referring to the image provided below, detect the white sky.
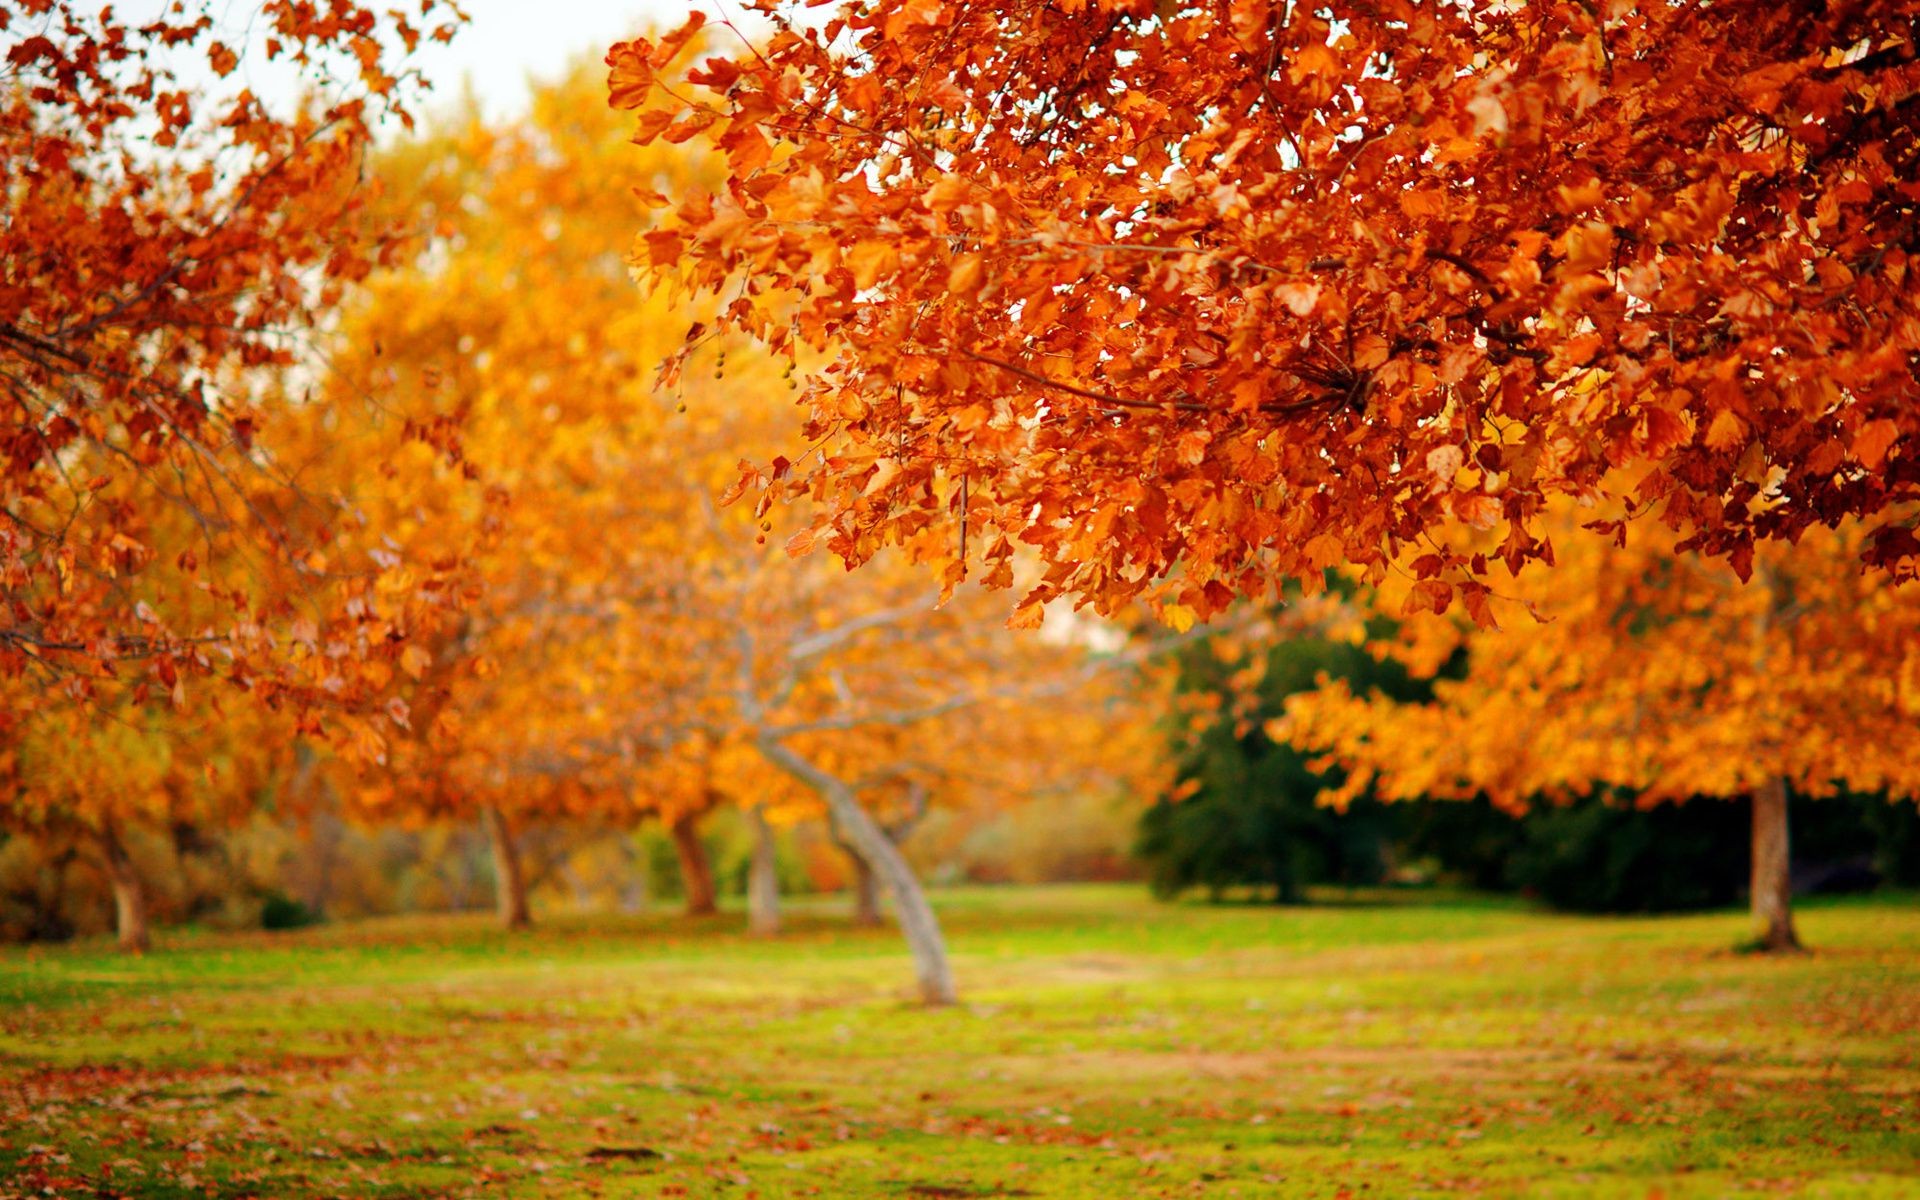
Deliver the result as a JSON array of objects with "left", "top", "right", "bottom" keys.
[
  {"left": 88, "top": 0, "right": 753, "bottom": 130},
  {"left": 402, "top": 0, "right": 713, "bottom": 121}
]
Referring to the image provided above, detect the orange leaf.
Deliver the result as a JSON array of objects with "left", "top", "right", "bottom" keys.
[
  {"left": 1854, "top": 419, "right": 1898, "bottom": 470},
  {"left": 606, "top": 42, "right": 655, "bottom": 110},
  {"left": 1302, "top": 533, "right": 1345, "bottom": 571}
]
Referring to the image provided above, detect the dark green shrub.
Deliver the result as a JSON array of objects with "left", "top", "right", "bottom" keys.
[{"left": 259, "top": 892, "right": 323, "bottom": 930}]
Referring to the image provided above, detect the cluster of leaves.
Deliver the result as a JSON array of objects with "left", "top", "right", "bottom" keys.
[
  {"left": 2, "top": 0, "right": 466, "bottom": 704},
  {"left": 1278, "top": 505, "right": 1920, "bottom": 811},
  {"left": 609, "top": 1, "right": 1920, "bottom": 629}
]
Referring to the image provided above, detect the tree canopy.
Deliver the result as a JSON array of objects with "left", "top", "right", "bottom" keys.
[{"left": 610, "top": 1, "right": 1920, "bottom": 628}]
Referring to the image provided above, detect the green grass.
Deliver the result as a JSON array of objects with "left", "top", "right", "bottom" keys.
[{"left": 3, "top": 886, "right": 1917, "bottom": 1198}]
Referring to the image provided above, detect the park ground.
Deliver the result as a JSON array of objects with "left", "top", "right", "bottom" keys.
[{"left": 2, "top": 886, "right": 1917, "bottom": 1199}]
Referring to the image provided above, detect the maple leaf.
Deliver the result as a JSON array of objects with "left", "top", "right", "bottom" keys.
[{"left": 606, "top": 42, "right": 655, "bottom": 110}]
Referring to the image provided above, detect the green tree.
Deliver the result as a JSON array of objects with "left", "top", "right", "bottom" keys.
[{"left": 1137, "top": 626, "right": 1425, "bottom": 903}]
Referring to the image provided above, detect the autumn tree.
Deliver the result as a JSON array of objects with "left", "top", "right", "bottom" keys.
[
  {"left": 592, "top": 443, "right": 1165, "bottom": 998},
  {"left": 330, "top": 56, "right": 1168, "bottom": 983},
  {"left": 1280, "top": 512, "right": 1920, "bottom": 952},
  {"left": 609, "top": 3, "right": 1920, "bottom": 629},
  {"left": 0, "top": 672, "right": 291, "bottom": 951},
  {"left": 3, "top": 1, "right": 463, "bottom": 690},
  {"left": 300, "top": 63, "right": 751, "bottom": 929}
]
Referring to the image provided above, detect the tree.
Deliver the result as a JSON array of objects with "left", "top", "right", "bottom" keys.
[
  {"left": 684, "top": 533, "right": 1164, "bottom": 1004},
  {"left": 3, "top": 1, "right": 462, "bottom": 690},
  {"left": 317, "top": 59, "right": 1166, "bottom": 983},
  {"left": 609, "top": 3, "right": 1920, "bottom": 630},
  {"left": 1137, "top": 616, "right": 1425, "bottom": 903},
  {"left": 1280, "top": 510, "right": 1920, "bottom": 951},
  {"left": 306, "top": 64, "right": 739, "bottom": 929},
  {"left": 0, "top": 677, "right": 288, "bottom": 951},
  {"left": 0, "top": 5, "right": 483, "bottom": 950}
]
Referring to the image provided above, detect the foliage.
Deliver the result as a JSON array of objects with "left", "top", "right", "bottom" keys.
[
  {"left": 258, "top": 891, "right": 323, "bottom": 931},
  {"left": 611, "top": 3, "right": 1920, "bottom": 631},
  {"left": 1136, "top": 623, "right": 1427, "bottom": 902},
  {"left": 4, "top": 887, "right": 1919, "bottom": 1197},
  {"left": 1281, "top": 511, "right": 1920, "bottom": 809},
  {"left": 2, "top": 0, "right": 465, "bottom": 700},
  {"left": 1503, "top": 797, "right": 1749, "bottom": 914}
]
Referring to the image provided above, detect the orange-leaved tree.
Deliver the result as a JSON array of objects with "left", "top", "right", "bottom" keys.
[
  {"left": 3, "top": 0, "right": 464, "bottom": 688},
  {"left": 0, "top": 368, "right": 476, "bottom": 949},
  {"left": 326, "top": 57, "right": 1169, "bottom": 982},
  {"left": 304, "top": 62, "right": 745, "bottom": 929},
  {"left": 1280, "top": 511, "right": 1920, "bottom": 952},
  {"left": 608, "top": 3, "right": 1920, "bottom": 627}
]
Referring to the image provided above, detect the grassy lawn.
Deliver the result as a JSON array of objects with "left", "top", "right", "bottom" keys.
[{"left": 2, "top": 885, "right": 1916, "bottom": 1198}]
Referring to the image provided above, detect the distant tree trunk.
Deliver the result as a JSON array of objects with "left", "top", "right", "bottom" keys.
[
  {"left": 481, "top": 804, "right": 532, "bottom": 931},
  {"left": 747, "top": 805, "right": 781, "bottom": 935},
  {"left": 670, "top": 810, "right": 718, "bottom": 916},
  {"left": 1751, "top": 778, "right": 1801, "bottom": 953},
  {"left": 758, "top": 739, "right": 956, "bottom": 1005},
  {"left": 96, "top": 820, "right": 150, "bottom": 954},
  {"left": 617, "top": 832, "right": 649, "bottom": 913},
  {"left": 849, "top": 848, "right": 883, "bottom": 927},
  {"left": 828, "top": 817, "right": 884, "bottom": 927}
]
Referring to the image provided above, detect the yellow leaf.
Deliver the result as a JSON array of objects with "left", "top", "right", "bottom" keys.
[
  {"left": 400, "top": 644, "right": 432, "bottom": 681},
  {"left": 1007, "top": 600, "right": 1046, "bottom": 630},
  {"left": 863, "top": 457, "right": 903, "bottom": 496},
  {"left": 1704, "top": 408, "right": 1747, "bottom": 451}
]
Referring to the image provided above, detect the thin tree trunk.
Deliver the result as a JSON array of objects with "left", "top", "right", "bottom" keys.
[
  {"left": 670, "top": 810, "right": 718, "bottom": 916},
  {"left": 828, "top": 817, "right": 884, "bottom": 927},
  {"left": 97, "top": 821, "right": 150, "bottom": 955},
  {"left": 849, "top": 848, "right": 883, "bottom": 927},
  {"left": 757, "top": 739, "right": 957, "bottom": 1005},
  {"left": 1751, "top": 777, "right": 1801, "bottom": 952},
  {"left": 617, "top": 831, "right": 649, "bottom": 914},
  {"left": 747, "top": 805, "right": 781, "bottom": 935},
  {"left": 481, "top": 803, "right": 532, "bottom": 931}
]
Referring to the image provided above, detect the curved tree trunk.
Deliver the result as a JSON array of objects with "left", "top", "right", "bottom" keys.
[
  {"left": 670, "top": 810, "right": 718, "bottom": 917},
  {"left": 828, "top": 817, "right": 884, "bottom": 927},
  {"left": 747, "top": 805, "right": 781, "bottom": 936},
  {"left": 1751, "top": 777, "right": 1801, "bottom": 952},
  {"left": 481, "top": 804, "right": 532, "bottom": 931},
  {"left": 97, "top": 821, "right": 150, "bottom": 955},
  {"left": 757, "top": 738, "right": 956, "bottom": 1005}
]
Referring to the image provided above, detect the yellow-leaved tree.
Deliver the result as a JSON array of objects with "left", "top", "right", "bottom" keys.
[{"left": 1281, "top": 508, "right": 1920, "bottom": 952}]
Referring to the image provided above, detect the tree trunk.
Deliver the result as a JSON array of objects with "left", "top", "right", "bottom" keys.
[
  {"left": 1751, "top": 777, "right": 1801, "bottom": 952},
  {"left": 481, "top": 803, "right": 532, "bottom": 931},
  {"left": 97, "top": 821, "right": 150, "bottom": 955},
  {"left": 828, "top": 817, "right": 884, "bottom": 927},
  {"left": 670, "top": 810, "right": 718, "bottom": 917},
  {"left": 848, "top": 850, "right": 883, "bottom": 927},
  {"left": 747, "top": 805, "right": 781, "bottom": 936},
  {"left": 757, "top": 739, "right": 957, "bottom": 1005}
]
